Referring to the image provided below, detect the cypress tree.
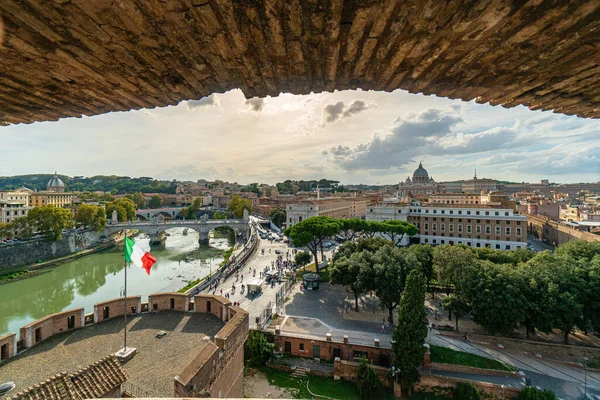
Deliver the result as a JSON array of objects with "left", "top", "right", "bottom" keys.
[{"left": 392, "top": 270, "right": 428, "bottom": 395}]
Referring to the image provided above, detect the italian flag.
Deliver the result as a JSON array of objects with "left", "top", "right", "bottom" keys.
[{"left": 125, "top": 237, "right": 157, "bottom": 275}]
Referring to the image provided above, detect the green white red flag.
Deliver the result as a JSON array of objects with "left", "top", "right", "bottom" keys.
[{"left": 124, "top": 237, "right": 156, "bottom": 275}]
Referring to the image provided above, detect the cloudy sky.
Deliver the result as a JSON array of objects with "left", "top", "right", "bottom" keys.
[{"left": 1, "top": 89, "right": 599, "bottom": 185}]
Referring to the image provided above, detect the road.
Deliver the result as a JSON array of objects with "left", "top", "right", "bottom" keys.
[{"left": 527, "top": 234, "right": 555, "bottom": 252}]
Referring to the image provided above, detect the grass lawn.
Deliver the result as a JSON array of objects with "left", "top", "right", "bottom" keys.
[
  {"left": 430, "top": 345, "right": 514, "bottom": 371},
  {"left": 258, "top": 366, "right": 395, "bottom": 399}
]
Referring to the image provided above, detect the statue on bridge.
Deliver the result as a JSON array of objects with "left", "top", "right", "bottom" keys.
[{"left": 200, "top": 213, "right": 208, "bottom": 223}]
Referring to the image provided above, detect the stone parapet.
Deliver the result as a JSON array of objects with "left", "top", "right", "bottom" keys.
[{"left": 19, "top": 308, "right": 84, "bottom": 349}]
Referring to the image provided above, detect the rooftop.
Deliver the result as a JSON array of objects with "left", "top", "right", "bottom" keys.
[{"left": 0, "top": 312, "right": 223, "bottom": 399}]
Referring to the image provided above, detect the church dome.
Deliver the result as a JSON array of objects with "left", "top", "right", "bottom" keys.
[
  {"left": 47, "top": 172, "right": 65, "bottom": 192},
  {"left": 413, "top": 162, "right": 429, "bottom": 179}
]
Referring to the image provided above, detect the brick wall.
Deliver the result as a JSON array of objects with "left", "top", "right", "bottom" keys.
[
  {"left": 148, "top": 293, "right": 190, "bottom": 312},
  {"left": 413, "top": 373, "right": 522, "bottom": 399},
  {"left": 528, "top": 213, "right": 600, "bottom": 246},
  {"left": 273, "top": 332, "right": 392, "bottom": 367},
  {"left": 0, "top": 332, "right": 16, "bottom": 361},
  {"left": 174, "top": 297, "right": 249, "bottom": 399},
  {"left": 93, "top": 296, "right": 142, "bottom": 323},
  {"left": 19, "top": 308, "right": 84, "bottom": 348},
  {"left": 334, "top": 358, "right": 393, "bottom": 388},
  {"left": 193, "top": 294, "right": 231, "bottom": 322}
]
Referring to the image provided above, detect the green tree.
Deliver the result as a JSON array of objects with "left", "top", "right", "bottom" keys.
[
  {"left": 381, "top": 220, "right": 418, "bottom": 246},
  {"left": 441, "top": 295, "right": 470, "bottom": 331},
  {"left": 28, "top": 205, "right": 74, "bottom": 241},
  {"left": 11, "top": 217, "right": 34, "bottom": 239},
  {"left": 392, "top": 270, "right": 428, "bottom": 395},
  {"left": 356, "top": 356, "right": 382, "bottom": 400},
  {"left": 92, "top": 207, "right": 107, "bottom": 231},
  {"left": 460, "top": 261, "right": 529, "bottom": 335},
  {"left": 338, "top": 218, "right": 370, "bottom": 241},
  {"left": 284, "top": 216, "right": 341, "bottom": 273},
  {"left": 148, "top": 194, "right": 163, "bottom": 208},
  {"left": 333, "top": 237, "right": 390, "bottom": 262},
  {"left": 453, "top": 382, "right": 481, "bottom": 400},
  {"left": 330, "top": 252, "right": 370, "bottom": 311},
  {"left": 105, "top": 198, "right": 136, "bottom": 222},
  {"left": 192, "top": 197, "right": 203, "bottom": 209},
  {"left": 228, "top": 194, "right": 252, "bottom": 218},
  {"left": 74, "top": 204, "right": 97, "bottom": 227},
  {"left": 244, "top": 331, "right": 274, "bottom": 367},
  {"left": 369, "top": 245, "right": 419, "bottom": 323},
  {"left": 433, "top": 244, "right": 476, "bottom": 298},
  {"left": 294, "top": 251, "right": 311, "bottom": 268},
  {"left": 269, "top": 207, "right": 286, "bottom": 228},
  {"left": 555, "top": 240, "right": 600, "bottom": 262},
  {"left": 517, "top": 386, "right": 557, "bottom": 400},
  {"left": 131, "top": 192, "right": 146, "bottom": 209},
  {"left": 408, "top": 244, "right": 435, "bottom": 296}
]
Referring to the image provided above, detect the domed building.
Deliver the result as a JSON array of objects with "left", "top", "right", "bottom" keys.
[
  {"left": 29, "top": 172, "right": 73, "bottom": 208},
  {"left": 398, "top": 162, "right": 440, "bottom": 198},
  {"left": 47, "top": 172, "right": 65, "bottom": 192}
]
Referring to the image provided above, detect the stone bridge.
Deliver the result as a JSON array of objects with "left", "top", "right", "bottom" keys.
[
  {"left": 105, "top": 214, "right": 250, "bottom": 245},
  {"left": 136, "top": 207, "right": 184, "bottom": 220},
  {"left": 1, "top": 1, "right": 599, "bottom": 126}
]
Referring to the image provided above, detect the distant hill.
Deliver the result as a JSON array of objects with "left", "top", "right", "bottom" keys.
[{"left": 0, "top": 174, "right": 176, "bottom": 194}]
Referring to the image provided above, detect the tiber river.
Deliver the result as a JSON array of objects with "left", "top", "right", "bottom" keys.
[{"left": 0, "top": 228, "right": 231, "bottom": 335}]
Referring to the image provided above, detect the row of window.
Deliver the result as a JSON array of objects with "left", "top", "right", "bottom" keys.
[
  {"left": 1, "top": 210, "right": 27, "bottom": 216},
  {"left": 409, "top": 208, "right": 511, "bottom": 216},
  {"left": 422, "top": 223, "right": 521, "bottom": 236},
  {"left": 422, "top": 238, "right": 521, "bottom": 250},
  {"left": 422, "top": 217, "right": 521, "bottom": 225}
]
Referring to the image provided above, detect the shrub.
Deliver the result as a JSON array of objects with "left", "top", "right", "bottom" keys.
[
  {"left": 357, "top": 356, "right": 382, "bottom": 400},
  {"left": 244, "top": 331, "right": 274, "bottom": 367},
  {"left": 517, "top": 386, "right": 557, "bottom": 400},
  {"left": 453, "top": 382, "right": 481, "bottom": 400}
]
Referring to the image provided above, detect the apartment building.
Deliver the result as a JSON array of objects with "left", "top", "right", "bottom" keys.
[
  {"left": 286, "top": 198, "right": 368, "bottom": 227},
  {"left": 367, "top": 200, "right": 527, "bottom": 250}
]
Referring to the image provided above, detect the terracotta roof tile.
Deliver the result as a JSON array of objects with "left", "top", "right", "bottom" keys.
[{"left": 9, "top": 356, "right": 128, "bottom": 400}]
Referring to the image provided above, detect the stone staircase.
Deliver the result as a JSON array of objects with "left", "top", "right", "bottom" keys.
[{"left": 291, "top": 366, "right": 309, "bottom": 378}]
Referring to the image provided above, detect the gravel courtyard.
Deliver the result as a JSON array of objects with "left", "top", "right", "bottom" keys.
[{"left": 0, "top": 311, "right": 223, "bottom": 398}]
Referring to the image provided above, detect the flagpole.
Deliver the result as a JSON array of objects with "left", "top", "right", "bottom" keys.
[{"left": 123, "top": 228, "right": 128, "bottom": 352}]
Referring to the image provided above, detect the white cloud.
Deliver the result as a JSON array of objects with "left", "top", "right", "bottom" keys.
[{"left": 0, "top": 88, "right": 598, "bottom": 184}]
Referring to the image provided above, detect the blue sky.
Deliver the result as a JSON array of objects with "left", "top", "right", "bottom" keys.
[{"left": 1, "top": 89, "right": 599, "bottom": 185}]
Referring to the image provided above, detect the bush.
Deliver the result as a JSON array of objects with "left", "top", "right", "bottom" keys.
[
  {"left": 244, "top": 331, "right": 274, "bottom": 367},
  {"left": 453, "top": 382, "right": 480, "bottom": 400},
  {"left": 517, "top": 386, "right": 557, "bottom": 400},
  {"left": 357, "top": 356, "right": 382, "bottom": 400}
]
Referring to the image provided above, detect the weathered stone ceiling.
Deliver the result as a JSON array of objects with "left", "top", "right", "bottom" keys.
[{"left": 0, "top": 0, "right": 599, "bottom": 126}]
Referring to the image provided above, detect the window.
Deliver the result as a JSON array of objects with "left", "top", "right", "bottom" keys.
[
  {"left": 505, "top": 212, "right": 509, "bottom": 216},
  {"left": 517, "top": 221, "right": 521, "bottom": 225},
  {"left": 467, "top": 211, "right": 471, "bottom": 215},
  {"left": 506, "top": 245, "right": 511, "bottom": 250},
  {"left": 516, "top": 227, "right": 522, "bottom": 236},
  {"left": 370, "top": 209, "right": 373, "bottom": 212},
  {"left": 495, "top": 226, "right": 501, "bottom": 235},
  {"left": 425, "top": 223, "right": 429, "bottom": 230},
  {"left": 476, "top": 225, "right": 481, "bottom": 234},
  {"left": 458, "top": 210, "right": 462, "bottom": 215},
  {"left": 485, "top": 211, "right": 490, "bottom": 216},
  {"left": 441, "top": 240, "right": 445, "bottom": 244},
  {"left": 467, "top": 242, "right": 471, "bottom": 246},
  {"left": 449, "top": 224, "right": 454, "bottom": 232},
  {"left": 433, "top": 209, "right": 437, "bottom": 214},
  {"left": 441, "top": 224, "right": 445, "bottom": 232},
  {"left": 441, "top": 210, "right": 445, "bottom": 214},
  {"left": 476, "top": 243, "right": 481, "bottom": 247},
  {"left": 353, "top": 351, "right": 368, "bottom": 359},
  {"left": 333, "top": 348, "right": 341, "bottom": 359},
  {"left": 398, "top": 209, "right": 402, "bottom": 213},
  {"left": 495, "top": 211, "right": 499, "bottom": 216},
  {"left": 424, "top": 238, "right": 429, "bottom": 243},
  {"left": 505, "top": 227, "right": 511, "bottom": 235},
  {"left": 433, "top": 239, "right": 437, "bottom": 244},
  {"left": 485, "top": 226, "right": 491, "bottom": 234},
  {"left": 458, "top": 224, "right": 463, "bottom": 232},
  {"left": 450, "top": 210, "right": 453, "bottom": 214},
  {"left": 285, "top": 341, "right": 292, "bottom": 353},
  {"left": 467, "top": 225, "right": 472, "bottom": 233},
  {"left": 432, "top": 223, "right": 437, "bottom": 231},
  {"left": 299, "top": 343, "right": 304, "bottom": 351},
  {"left": 476, "top": 211, "right": 480, "bottom": 215},
  {"left": 495, "top": 244, "right": 501, "bottom": 249}
]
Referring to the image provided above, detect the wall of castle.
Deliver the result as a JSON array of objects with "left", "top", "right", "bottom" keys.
[
  {"left": 19, "top": 308, "right": 84, "bottom": 348},
  {"left": 0, "top": 230, "right": 103, "bottom": 272}
]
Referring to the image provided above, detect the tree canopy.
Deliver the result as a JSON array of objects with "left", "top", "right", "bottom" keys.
[
  {"left": 148, "top": 194, "right": 163, "bottom": 208},
  {"left": 285, "top": 216, "right": 341, "bottom": 272},
  {"left": 269, "top": 207, "right": 286, "bottom": 228},
  {"left": 28, "top": 205, "right": 74, "bottom": 241},
  {"left": 74, "top": 204, "right": 106, "bottom": 231},
  {"left": 105, "top": 198, "right": 136, "bottom": 222},
  {"left": 228, "top": 195, "right": 252, "bottom": 218}
]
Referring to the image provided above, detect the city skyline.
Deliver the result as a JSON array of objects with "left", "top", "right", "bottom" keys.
[{"left": 1, "top": 88, "right": 599, "bottom": 185}]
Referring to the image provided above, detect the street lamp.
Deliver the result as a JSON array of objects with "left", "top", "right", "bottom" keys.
[{"left": 583, "top": 355, "right": 589, "bottom": 398}]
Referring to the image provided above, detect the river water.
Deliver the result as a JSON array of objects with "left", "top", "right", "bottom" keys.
[{"left": 0, "top": 228, "right": 230, "bottom": 336}]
